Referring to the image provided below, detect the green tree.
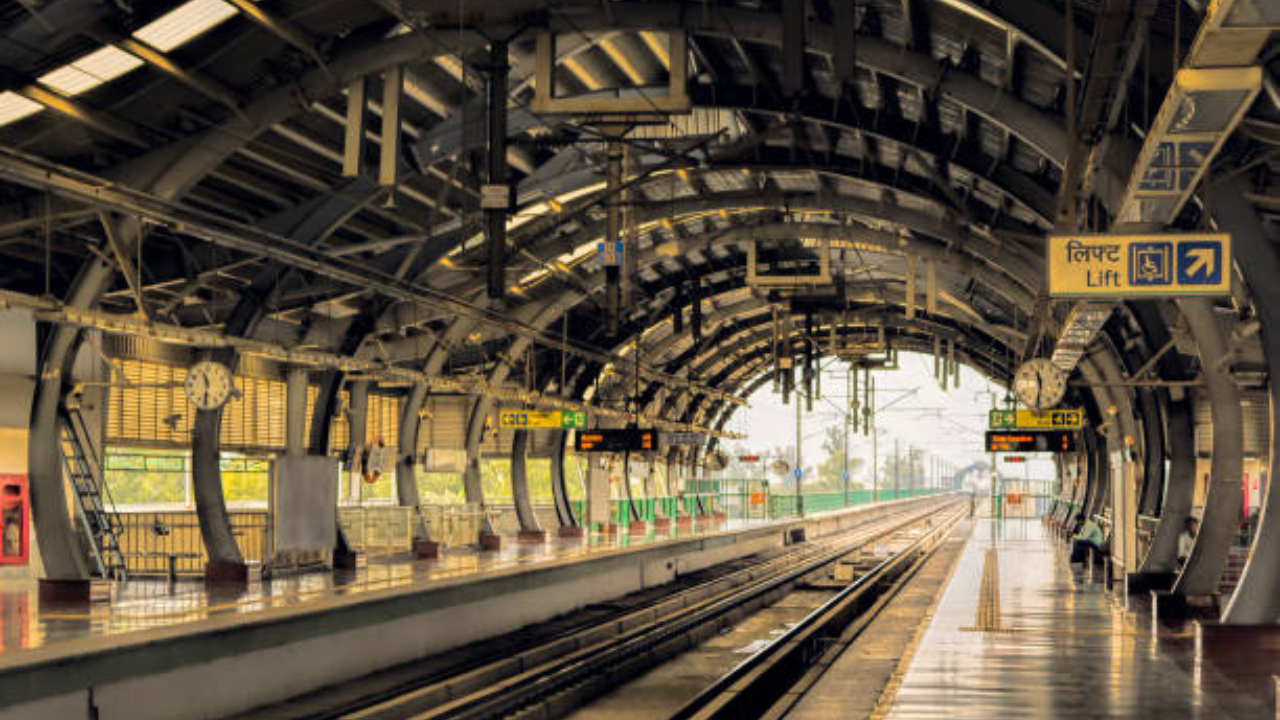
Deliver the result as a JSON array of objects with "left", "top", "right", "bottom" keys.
[
  {"left": 816, "top": 425, "right": 864, "bottom": 491},
  {"left": 878, "top": 448, "right": 926, "bottom": 494}
]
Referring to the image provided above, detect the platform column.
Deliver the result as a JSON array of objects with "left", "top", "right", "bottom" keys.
[
  {"left": 510, "top": 430, "right": 546, "bottom": 542},
  {"left": 191, "top": 349, "right": 249, "bottom": 584},
  {"left": 396, "top": 383, "right": 440, "bottom": 558},
  {"left": 1170, "top": 299, "right": 1243, "bottom": 602},
  {"left": 550, "top": 430, "right": 582, "bottom": 538},
  {"left": 1215, "top": 182, "right": 1280, "bottom": 623}
]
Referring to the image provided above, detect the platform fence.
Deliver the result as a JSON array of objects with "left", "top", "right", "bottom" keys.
[{"left": 116, "top": 510, "right": 268, "bottom": 577}]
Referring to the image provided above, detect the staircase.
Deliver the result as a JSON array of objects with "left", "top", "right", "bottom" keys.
[{"left": 58, "top": 404, "right": 127, "bottom": 581}]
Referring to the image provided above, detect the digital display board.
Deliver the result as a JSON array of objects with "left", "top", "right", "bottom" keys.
[
  {"left": 985, "top": 430, "right": 1075, "bottom": 453},
  {"left": 574, "top": 428, "right": 657, "bottom": 453}
]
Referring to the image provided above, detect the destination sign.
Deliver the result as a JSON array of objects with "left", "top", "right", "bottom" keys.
[
  {"left": 1048, "top": 232, "right": 1230, "bottom": 298},
  {"left": 663, "top": 432, "right": 704, "bottom": 446},
  {"left": 986, "top": 431, "right": 1075, "bottom": 453},
  {"left": 499, "top": 409, "right": 587, "bottom": 430},
  {"left": 575, "top": 428, "right": 657, "bottom": 453},
  {"left": 989, "top": 408, "right": 1084, "bottom": 430}
]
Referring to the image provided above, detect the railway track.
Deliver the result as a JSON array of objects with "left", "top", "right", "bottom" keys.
[{"left": 235, "top": 496, "right": 965, "bottom": 720}]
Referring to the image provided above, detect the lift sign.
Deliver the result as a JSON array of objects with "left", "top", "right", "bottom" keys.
[
  {"left": 985, "top": 431, "right": 1075, "bottom": 453},
  {"left": 1048, "top": 232, "right": 1230, "bottom": 298}
]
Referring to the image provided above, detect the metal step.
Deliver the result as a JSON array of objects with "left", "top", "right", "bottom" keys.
[{"left": 58, "top": 406, "right": 127, "bottom": 581}]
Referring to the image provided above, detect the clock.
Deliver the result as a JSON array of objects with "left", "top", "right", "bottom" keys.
[
  {"left": 184, "top": 360, "right": 235, "bottom": 411},
  {"left": 1012, "top": 358, "right": 1068, "bottom": 410}
]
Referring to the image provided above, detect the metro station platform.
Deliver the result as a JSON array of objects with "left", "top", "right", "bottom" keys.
[
  {"left": 793, "top": 518, "right": 1275, "bottom": 720},
  {"left": 0, "top": 518, "right": 753, "bottom": 654},
  {"left": 0, "top": 497, "right": 944, "bottom": 720}
]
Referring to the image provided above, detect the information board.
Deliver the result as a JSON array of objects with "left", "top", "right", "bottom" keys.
[
  {"left": 499, "top": 409, "right": 586, "bottom": 429},
  {"left": 575, "top": 428, "right": 657, "bottom": 452},
  {"left": 663, "top": 432, "right": 704, "bottom": 446},
  {"left": 989, "top": 408, "right": 1084, "bottom": 430},
  {"left": 985, "top": 430, "right": 1075, "bottom": 453},
  {"left": 1048, "top": 232, "right": 1230, "bottom": 298}
]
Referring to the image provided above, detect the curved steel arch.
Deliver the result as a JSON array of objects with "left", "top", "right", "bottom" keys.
[
  {"left": 26, "top": 29, "right": 453, "bottom": 580},
  {"left": 689, "top": 83, "right": 1058, "bottom": 224}
]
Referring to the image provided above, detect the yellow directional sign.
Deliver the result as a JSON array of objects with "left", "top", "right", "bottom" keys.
[
  {"left": 989, "top": 408, "right": 1084, "bottom": 430},
  {"left": 1048, "top": 232, "right": 1230, "bottom": 298},
  {"left": 498, "top": 409, "right": 587, "bottom": 430}
]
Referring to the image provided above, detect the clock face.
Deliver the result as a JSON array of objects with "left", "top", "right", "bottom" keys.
[
  {"left": 184, "top": 361, "right": 235, "bottom": 411},
  {"left": 1013, "top": 358, "right": 1068, "bottom": 410}
]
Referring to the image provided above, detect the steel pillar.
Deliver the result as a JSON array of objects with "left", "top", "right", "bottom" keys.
[
  {"left": 486, "top": 40, "right": 509, "bottom": 300},
  {"left": 191, "top": 350, "right": 247, "bottom": 577},
  {"left": 1172, "top": 298, "right": 1243, "bottom": 597},
  {"left": 509, "top": 430, "right": 543, "bottom": 535},
  {"left": 549, "top": 430, "right": 578, "bottom": 527},
  {"left": 1215, "top": 183, "right": 1280, "bottom": 623},
  {"left": 1133, "top": 301, "right": 1195, "bottom": 574}
]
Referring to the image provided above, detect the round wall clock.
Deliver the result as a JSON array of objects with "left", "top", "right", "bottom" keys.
[
  {"left": 1012, "top": 358, "right": 1068, "bottom": 410},
  {"left": 184, "top": 360, "right": 235, "bottom": 411}
]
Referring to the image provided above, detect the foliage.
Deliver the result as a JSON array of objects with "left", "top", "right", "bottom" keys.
[{"left": 815, "top": 425, "right": 865, "bottom": 491}]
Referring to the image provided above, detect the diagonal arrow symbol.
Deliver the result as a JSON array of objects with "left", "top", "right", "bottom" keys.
[{"left": 1185, "top": 247, "right": 1215, "bottom": 279}]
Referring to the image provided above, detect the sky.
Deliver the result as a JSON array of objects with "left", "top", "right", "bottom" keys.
[{"left": 720, "top": 351, "right": 1058, "bottom": 490}]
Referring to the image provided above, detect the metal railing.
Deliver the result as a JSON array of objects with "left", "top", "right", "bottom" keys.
[
  {"left": 338, "top": 505, "right": 414, "bottom": 554},
  {"left": 116, "top": 510, "right": 268, "bottom": 576},
  {"left": 418, "top": 503, "right": 485, "bottom": 547}
]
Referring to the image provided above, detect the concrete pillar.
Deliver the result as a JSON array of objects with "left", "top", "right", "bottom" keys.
[
  {"left": 285, "top": 368, "right": 308, "bottom": 458},
  {"left": 346, "top": 380, "right": 368, "bottom": 504}
]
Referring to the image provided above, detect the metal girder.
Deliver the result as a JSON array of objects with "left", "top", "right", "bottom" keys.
[
  {"left": 24, "top": 26, "right": 468, "bottom": 580},
  {"left": 0, "top": 146, "right": 740, "bottom": 405},
  {"left": 1172, "top": 298, "right": 1243, "bottom": 597},
  {"left": 222, "top": 0, "right": 330, "bottom": 73},
  {"left": 85, "top": 24, "right": 243, "bottom": 114},
  {"left": 1214, "top": 181, "right": 1280, "bottom": 623},
  {"left": 8, "top": 80, "right": 148, "bottom": 147}
]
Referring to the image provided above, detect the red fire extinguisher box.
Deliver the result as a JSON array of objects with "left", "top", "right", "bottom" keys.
[{"left": 0, "top": 474, "right": 28, "bottom": 565}]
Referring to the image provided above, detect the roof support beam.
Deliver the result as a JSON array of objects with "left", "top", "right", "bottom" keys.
[
  {"left": 0, "top": 145, "right": 741, "bottom": 405},
  {"left": 87, "top": 26, "right": 243, "bottom": 115},
  {"left": 222, "top": 0, "right": 331, "bottom": 75}
]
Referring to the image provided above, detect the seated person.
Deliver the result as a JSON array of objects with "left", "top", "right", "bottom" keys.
[
  {"left": 1070, "top": 516, "right": 1104, "bottom": 564},
  {"left": 1176, "top": 516, "right": 1199, "bottom": 569}
]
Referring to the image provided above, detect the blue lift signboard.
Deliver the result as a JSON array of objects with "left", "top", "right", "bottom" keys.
[{"left": 1048, "top": 232, "right": 1230, "bottom": 298}]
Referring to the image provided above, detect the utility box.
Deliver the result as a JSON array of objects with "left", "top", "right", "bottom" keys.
[{"left": 0, "top": 475, "right": 28, "bottom": 565}]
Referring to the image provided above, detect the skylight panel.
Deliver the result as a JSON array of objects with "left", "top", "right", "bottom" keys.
[
  {"left": 75, "top": 46, "right": 146, "bottom": 84},
  {"left": 39, "top": 46, "right": 144, "bottom": 96},
  {"left": 134, "top": 0, "right": 240, "bottom": 53},
  {"left": 0, "top": 92, "right": 42, "bottom": 126}
]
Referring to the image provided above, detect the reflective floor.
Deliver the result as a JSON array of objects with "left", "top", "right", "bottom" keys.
[
  {"left": 875, "top": 519, "right": 1272, "bottom": 720},
  {"left": 0, "top": 517, "right": 755, "bottom": 655}
]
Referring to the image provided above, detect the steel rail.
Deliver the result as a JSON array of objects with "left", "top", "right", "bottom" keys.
[
  {"left": 667, "top": 504, "right": 968, "bottom": 720},
  {"left": 250, "top": 499, "right": 952, "bottom": 720},
  {"left": 338, "top": 497, "right": 965, "bottom": 720}
]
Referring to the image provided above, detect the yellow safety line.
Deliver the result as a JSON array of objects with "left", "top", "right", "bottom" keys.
[{"left": 867, "top": 523, "right": 973, "bottom": 720}]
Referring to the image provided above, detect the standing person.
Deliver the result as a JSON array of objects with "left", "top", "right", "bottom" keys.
[
  {"left": 1070, "top": 516, "right": 1104, "bottom": 563},
  {"left": 1177, "top": 516, "right": 1199, "bottom": 569}
]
